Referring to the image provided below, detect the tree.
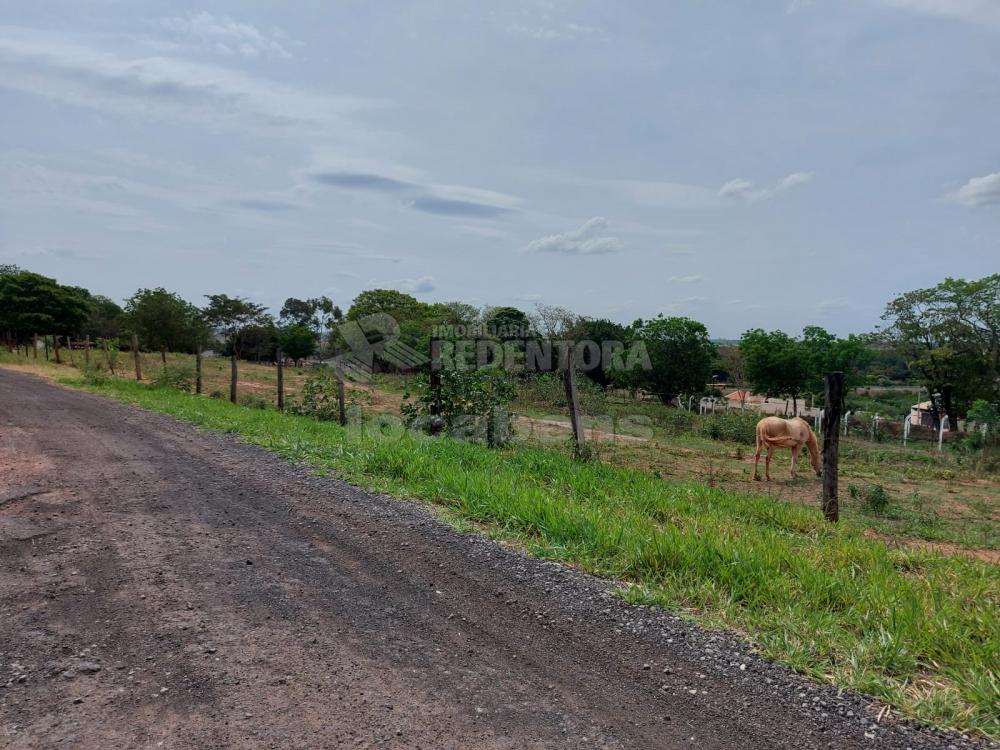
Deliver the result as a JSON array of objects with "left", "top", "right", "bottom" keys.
[
  {"left": 633, "top": 316, "right": 715, "bottom": 403},
  {"left": 800, "top": 326, "right": 874, "bottom": 394},
  {"left": 572, "top": 318, "right": 631, "bottom": 389},
  {"left": 716, "top": 344, "right": 748, "bottom": 408},
  {"left": 483, "top": 306, "right": 532, "bottom": 341},
  {"left": 880, "top": 275, "right": 1000, "bottom": 429},
  {"left": 202, "top": 294, "right": 270, "bottom": 357},
  {"left": 530, "top": 303, "right": 581, "bottom": 338},
  {"left": 123, "top": 288, "right": 203, "bottom": 358},
  {"left": 740, "top": 329, "right": 811, "bottom": 414},
  {"left": 277, "top": 323, "right": 317, "bottom": 364},
  {"left": 0, "top": 270, "right": 90, "bottom": 344},
  {"left": 71, "top": 290, "right": 124, "bottom": 342},
  {"left": 346, "top": 289, "right": 420, "bottom": 321}
]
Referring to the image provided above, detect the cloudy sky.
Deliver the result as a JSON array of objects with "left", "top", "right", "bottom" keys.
[{"left": 1, "top": 1, "right": 997, "bottom": 338}]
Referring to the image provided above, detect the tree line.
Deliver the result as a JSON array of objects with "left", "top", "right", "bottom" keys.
[{"left": 1, "top": 264, "right": 996, "bottom": 426}]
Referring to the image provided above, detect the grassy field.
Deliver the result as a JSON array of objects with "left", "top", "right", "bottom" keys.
[{"left": 1, "top": 350, "right": 997, "bottom": 737}]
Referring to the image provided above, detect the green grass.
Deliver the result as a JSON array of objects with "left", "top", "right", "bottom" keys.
[{"left": 56, "top": 375, "right": 999, "bottom": 739}]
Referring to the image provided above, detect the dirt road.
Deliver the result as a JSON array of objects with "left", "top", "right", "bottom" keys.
[{"left": 0, "top": 371, "right": 984, "bottom": 749}]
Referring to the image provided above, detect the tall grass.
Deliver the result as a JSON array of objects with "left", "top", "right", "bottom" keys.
[{"left": 63, "top": 377, "right": 1000, "bottom": 738}]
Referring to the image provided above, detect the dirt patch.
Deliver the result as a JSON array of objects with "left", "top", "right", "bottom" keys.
[{"left": 863, "top": 529, "right": 1000, "bottom": 565}]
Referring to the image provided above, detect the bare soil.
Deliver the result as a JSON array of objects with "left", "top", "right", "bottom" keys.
[{"left": 0, "top": 370, "right": 990, "bottom": 749}]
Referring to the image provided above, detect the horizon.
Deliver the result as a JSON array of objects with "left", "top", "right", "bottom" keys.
[{"left": 2, "top": 2, "right": 998, "bottom": 338}]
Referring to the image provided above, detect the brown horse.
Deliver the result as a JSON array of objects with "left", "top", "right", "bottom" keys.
[{"left": 753, "top": 416, "right": 822, "bottom": 481}]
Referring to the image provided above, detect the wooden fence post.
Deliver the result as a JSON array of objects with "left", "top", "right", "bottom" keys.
[
  {"left": 276, "top": 347, "right": 284, "bottom": 411},
  {"left": 53, "top": 335, "right": 61, "bottom": 364},
  {"left": 429, "top": 337, "right": 442, "bottom": 416},
  {"left": 195, "top": 345, "right": 202, "bottom": 394},
  {"left": 32, "top": 333, "right": 38, "bottom": 359},
  {"left": 132, "top": 334, "right": 142, "bottom": 380},
  {"left": 230, "top": 354, "right": 238, "bottom": 404},
  {"left": 44, "top": 336, "right": 50, "bottom": 361},
  {"left": 562, "top": 347, "right": 585, "bottom": 456},
  {"left": 67, "top": 336, "right": 75, "bottom": 365},
  {"left": 336, "top": 370, "right": 347, "bottom": 426},
  {"left": 84, "top": 335, "right": 90, "bottom": 365},
  {"left": 822, "top": 371, "right": 843, "bottom": 523}
]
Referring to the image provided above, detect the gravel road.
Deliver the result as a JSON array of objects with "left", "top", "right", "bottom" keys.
[{"left": 0, "top": 370, "right": 991, "bottom": 749}]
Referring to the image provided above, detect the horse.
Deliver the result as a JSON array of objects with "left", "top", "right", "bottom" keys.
[{"left": 753, "top": 416, "right": 822, "bottom": 481}]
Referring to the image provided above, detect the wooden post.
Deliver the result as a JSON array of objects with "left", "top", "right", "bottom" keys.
[
  {"left": 132, "top": 334, "right": 142, "bottom": 380},
  {"left": 336, "top": 370, "right": 347, "bottom": 426},
  {"left": 67, "top": 336, "right": 75, "bottom": 365},
  {"left": 230, "top": 354, "right": 238, "bottom": 404},
  {"left": 161, "top": 348, "right": 167, "bottom": 367},
  {"left": 32, "top": 333, "right": 38, "bottom": 359},
  {"left": 195, "top": 345, "right": 202, "bottom": 394},
  {"left": 276, "top": 347, "right": 284, "bottom": 411},
  {"left": 44, "top": 336, "right": 50, "bottom": 361},
  {"left": 53, "top": 335, "right": 61, "bottom": 364},
  {"left": 429, "top": 337, "right": 442, "bottom": 416},
  {"left": 822, "top": 371, "right": 843, "bottom": 523},
  {"left": 84, "top": 335, "right": 90, "bottom": 365},
  {"left": 562, "top": 348, "right": 585, "bottom": 455}
]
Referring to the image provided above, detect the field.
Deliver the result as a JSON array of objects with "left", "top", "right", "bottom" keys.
[{"left": 2, "top": 349, "right": 998, "bottom": 738}]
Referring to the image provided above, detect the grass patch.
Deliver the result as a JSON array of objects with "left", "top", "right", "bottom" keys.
[{"left": 54, "top": 375, "right": 999, "bottom": 739}]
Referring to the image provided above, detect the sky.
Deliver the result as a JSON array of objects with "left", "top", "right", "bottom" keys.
[{"left": 0, "top": 0, "right": 997, "bottom": 338}]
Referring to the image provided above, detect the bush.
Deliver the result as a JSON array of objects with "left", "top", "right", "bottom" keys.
[
  {"left": 152, "top": 363, "right": 195, "bottom": 392},
  {"left": 698, "top": 410, "right": 759, "bottom": 444},
  {"left": 403, "top": 367, "right": 517, "bottom": 447},
  {"left": 287, "top": 370, "right": 342, "bottom": 421},
  {"left": 81, "top": 363, "right": 110, "bottom": 386},
  {"left": 849, "top": 483, "right": 892, "bottom": 514},
  {"left": 239, "top": 393, "right": 271, "bottom": 410}
]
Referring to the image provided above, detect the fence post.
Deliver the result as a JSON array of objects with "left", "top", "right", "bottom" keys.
[
  {"left": 429, "top": 336, "right": 442, "bottom": 416},
  {"left": 336, "top": 369, "right": 347, "bottom": 426},
  {"left": 562, "top": 348, "right": 585, "bottom": 456},
  {"left": 84, "top": 335, "right": 90, "bottom": 365},
  {"left": 230, "top": 354, "right": 238, "bottom": 404},
  {"left": 53, "top": 335, "right": 61, "bottom": 364},
  {"left": 195, "top": 345, "right": 203, "bottom": 394},
  {"left": 32, "top": 333, "right": 38, "bottom": 359},
  {"left": 67, "top": 336, "right": 75, "bottom": 365},
  {"left": 822, "top": 371, "right": 843, "bottom": 523},
  {"left": 276, "top": 347, "right": 284, "bottom": 411},
  {"left": 131, "top": 334, "right": 142, "bottom": 380}
]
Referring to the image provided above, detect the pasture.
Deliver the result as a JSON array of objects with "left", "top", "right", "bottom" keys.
[{"left": 2, "top": 350, "right": 998, "bottom": 737}]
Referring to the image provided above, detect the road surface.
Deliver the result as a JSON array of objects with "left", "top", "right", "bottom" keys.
[{"left": 0, "top": 370, "right": 982, "bottom": 749}]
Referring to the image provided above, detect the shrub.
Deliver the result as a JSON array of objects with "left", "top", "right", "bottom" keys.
[
  {"left": 403, "top": 367, "right": 517, "bottom": 447},
  {"left": 81, "top": 363, "right": 110, "bottom": 386},
  {"left": 287, "top": 370, "right": 342, "bottom": 421},
  {"left": 239, "top": 393, "right": 271, "bottom": 410},
  {"left": 699, "top": 410, "right": 759, "bottom": 444},
  {"left": 152, "top": 363, "right": 195, "bottom": 392},
  {"left": 850, "top": 483, "right": 892, "bottom": 514}
]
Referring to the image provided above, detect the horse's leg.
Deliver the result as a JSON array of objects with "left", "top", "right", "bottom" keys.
[
  {"left": 765, "top": 447, "right": 773, "bottom": 481},
  {"left": 753, "top": 439, "right": 762, "bottom": 481},
  {"left": 790, "top": 445, "right": 800, "bottom": 479}
]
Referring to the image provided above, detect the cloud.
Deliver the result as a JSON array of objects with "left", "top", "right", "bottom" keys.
[
  {"left": 160, "top": 11, "right": 300, "bottom": 59},
  {"left": 719, "top": 172, "right": 814, "bottom": 203},
  {"left": 949, "top": 172, "right": 1000, "bottom": 207},
  {"left": 310, "top": 171, "right": 416, "bottom": 192},
  {"left": 308, "top": 167, "right": 519, "bottom": 219},
  {"left": 878, "top": 0, "right": 1000, "bottom": 27},
  {"left": 0, "top": 27, "right": 376, "bottom": 132},
  {"left": 231, "top": 197, "right": 298, "bottom": 212},
  {"left": 669, "top": 274, "right": 703, "bottom": 283},
  {"left": 409, "top": 195, "right": 513, "bottom": 218},
  {"left": 393, "top": 275, "right": 436, "bottom": 293},
  {"left": 525, "top": 217, "right": 623, "bottom": 255}
]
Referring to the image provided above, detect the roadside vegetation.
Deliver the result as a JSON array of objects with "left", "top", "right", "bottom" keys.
[{"left": 37, "top": 374, "right": 997, "bottom": 739}]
